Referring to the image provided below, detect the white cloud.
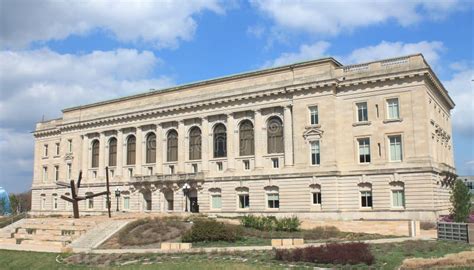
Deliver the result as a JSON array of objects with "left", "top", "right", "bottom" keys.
[
  {"left": 443, "top": 69, "right": 474, "bottom": 137},
  {"left": 1, "top": 0, "right": 224, "bottom": 49},
  {"left": 262, "top": 41, "right": 330, "bottom": 67},
  {"left": 252, "top": 0, "right": 463, "bottom": 36},
  {"left": 344, "top": 41, "right": 444, "bottom": 65}
]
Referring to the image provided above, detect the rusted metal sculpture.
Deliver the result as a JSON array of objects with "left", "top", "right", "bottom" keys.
[{"left": 57, "top": 167, "right": 112, "bottom": 218}]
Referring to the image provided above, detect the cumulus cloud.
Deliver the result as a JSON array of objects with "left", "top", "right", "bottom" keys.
[
  {"left": 0, "top": 0, "right": 224, "bottom": 49},
  {"left": 251, "top": 0, "right": 463, "bottom": 36},
  {"left": 262, "top": 41, "right": 330, "bottom": 67}
]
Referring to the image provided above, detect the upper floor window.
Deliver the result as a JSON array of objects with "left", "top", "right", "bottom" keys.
[
  {"left": 267, "top": 116, "right": 284, "bottom": 154},
  {"left": 67, "top": 139, "right": 73, "bottom": 153},
  {"left": 42, "top": 166, "right": 48, "bottom": 182},
  {"left": 108, "top": 138, "right": 117, "bottom": 166},
  {"left": 55, "top": 143, "right": 60, "bottom": 156},
  {"left": 389, "top": 135, "right": 403, "bottom": 161},
  {"left": 189, "top": 127, "right": 202, "bottom": 160},
  {"left": 387, "top": 98, "right": 400, "bottom": 119},
  {"left": 91, "top": 140, "right": 99, "bottom": 168},
  {"left": 43, "top": 144, "right": 48, "bottom": 157},
  {"left": 54, "top": 165, "right": 59, "bottom": 181},
  {"left": 126, "top": 135, "right": 136, "bottom": 165},
  {"left": 213, "top": 124, "right": 227, "bottom": 158},
  {"left": 358, "top": 138, "right": 371, "bottom": 163},
  {"left": 167, "top": 130, "right": 178, "bottom": 162},
  {"left": 146, "top": 133, "right": 156, "bottom": 164},
  {"left": 309, "top": 106, "right": 319, "bottom": 125},
  {"left": 310, "top": 141, "right": 320, "bottom": 165},
  {"left": 67, "top": 163, "right": 72, "bottom": 180},
  {"left": 356, "top": 102, "right": 368, "bottom": 122},
  {"left": 239, "top": 120, "right": 254, "bottom": 156}
]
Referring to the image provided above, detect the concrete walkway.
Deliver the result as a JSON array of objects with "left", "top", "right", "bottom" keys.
[
  {"left": 89, "top": 237, "right": 435, "bottom": 254},
  {"left": 70, "top": 219, "right": 130, "bottom": 252}
]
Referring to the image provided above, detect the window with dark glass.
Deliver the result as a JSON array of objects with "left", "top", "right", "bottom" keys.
[
  {"left": 267, "top": 117, "right": 284, "bottom": 153},
  {"left": 167, "top": 130, "right": 178, "bottom": 162},
  {"left": 357, "top": 102, "right": 368, "bottom": 122},
  {"left": 126, "top": 135, "right": 136, "bottom": 165},
  {"left": 267, "top": 193, "right": 280, "bottom": 208},
  {"left": 239, "top": 120, "right": 254, "bottom": 156},
  {"left": 213, "top": 124, "right": 227, "bottom": 158},
  {"left": 239, "top": 194, "right": 250, "bottom": 208},
  {"left": 312, "top": 192, "right": 322, "bottom": 204},
  {"left": 108, "top": 138, "right": 117, "bottom": 166},
  {"left": 189, "top": 127, "right": 202, "bottom": 160},
  {"left": 146, "top": 133, "right": 156, "bottom": 163},
  {"left": 358, "top": 138, "right": 371, "bottom": 163},
  {"left": 91, "top": 140, "right": 99, "bottom": 168},
  {"left": 361, "top": 191, "right": 373, "bottom": 207}
]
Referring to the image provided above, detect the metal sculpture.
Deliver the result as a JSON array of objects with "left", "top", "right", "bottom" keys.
[{"left": 57, "top": 167, "right": 112, "bottom": 218}]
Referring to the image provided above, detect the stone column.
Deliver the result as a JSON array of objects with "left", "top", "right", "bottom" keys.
[
  {"left": 116, "top": 129, "right": 123, "bottom": 178},
  {"left": 156, "top": 124, "right": 163, "bottom": 174},
  {"left": 254, "top": 109, "right": 264, "bottom": 169},
  {"left": 201, "top": 117, "right": 209, "bottom": 172},
  {"left": 135, "top": 127, "right": 143, "bottom": 175},
  {"left": 227, "top": 113, "right": 235, "bottom": 171},
  {"left": 177, "top": 120, "right": 185, "bottom": 173},
  {"left": 98, "top": 132, "right": 106, "bottom": 178},
  {"left": 284, "top": 105, "right": 294, "bottom": 167},
  {"left": 81, "top": 134, "right": 89, "bottom": 181}
]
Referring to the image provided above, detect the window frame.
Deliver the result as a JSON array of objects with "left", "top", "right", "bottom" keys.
[
  {"left": 167, "top": 130, "right": 178, "bottom": 162},
  {"left": 54, "top": 165, "right": 59, "bottom": 181},
  {"left": 213, "top": 123, "right": 227, "bottom": 158},
  {"left": 356, "top": 102, "right": 369, "bottom": 122},
  {"left": 357, "top": 137, "right": 371, "bottom": 164},
  {"left": 91, "top": 139, "right": 100, "bottom": 168},
  {"left": 267, "top": 116, "right": 284, "bottom": 154},
  {"left": 388, "top": 134, "right": 403, "bottom": 162},
  {"left": 360, "top": 190, "right": 373, "bottom": 208},
  {"left": 43, "top": 144, "right": 49, "bottom": 157},
  {"left": 145, "top": 132, "right": 157, "bottom": 164},
  {"left": 238, "top": 194, "right": 250, "bottom": 209},
  {"left": 309, "top": 105, "right": 319, "bottom": 125},
  {"left": 67, "top": 139, "right": 73, "bottom": 153},
  {"left": 108, "top": 137, "right": 117, "bottom": 167},
  {"left": 189, "top": 126, "right": 202, "bottom": 160},
  {"left": 55, "top": 142, "right": 60, "bottom": 156},
  {"left": 386, "top": 97, "right": 400, "bottom": 120},
  {"left": 271, "top": 157, "right": 279, "bottom": 169},
  {"left": 267, "top": 192, "right": 280, "bottom": 209},
  {"left": 310, "top": 140, "right": 321, "bottom": 166},
  {"left": 211, "top": 194, "right": 222, "bottom": 210},
  {"left": 239, "top": 120, "right": 255, "bottom": 156},
  {"left": 312, "top": 192, "right": 322, "bottom": 205}
]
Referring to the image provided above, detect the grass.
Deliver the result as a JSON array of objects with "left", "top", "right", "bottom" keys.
[{"left": 1, "top": 240, "right": 471, "bottom": 269}]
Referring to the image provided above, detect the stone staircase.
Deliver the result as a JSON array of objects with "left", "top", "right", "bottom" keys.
[
  {"left": 0, "top": 218, "right": 99, "bottom": 252},
  {"left": 70, "top": 219, "right": 130, "bottom": 252}
]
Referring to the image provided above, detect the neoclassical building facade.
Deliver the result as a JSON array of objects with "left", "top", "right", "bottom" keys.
[{"left": 31, "top": 54, "right": 455, "bottom": 221}]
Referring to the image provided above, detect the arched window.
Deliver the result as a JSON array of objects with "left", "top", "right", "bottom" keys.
[
  {"left": 267, "top": 116, "right": 284, "bottom": 154},
  {"left": 91, "top": 140, "right": 99, "bottom": 168},
  {"left": 189, "top": 127, "right": 202, "bottom": 160},
  {"left": 167, "top": 130, "right": 178, "bottom": 162},
  {"left": 213, "top": 124, "right": 227, "bottom": 158},
  {"left": 239, "top": 120, "right": 254, "bottom": 156},
  {"left": 146, "top": 133, "right": 156, "bottom": 163},
  {"left": 108, "top": 138, "right": 117, "bottom": 166},
  {"left": 126, "top": 135, "right": 136, "bottom": 165}
]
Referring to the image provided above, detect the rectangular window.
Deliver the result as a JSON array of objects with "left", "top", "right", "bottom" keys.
[
  {"left": 357, "top": 102, "right": 368, "bottom": 122},
  {"left": 309, "top": 106, "right": 319, "bottom": 125},
  {"left": 311, "top": 141, "right": 320, "bottom": 165},
  {"left": 148, "top": 167, "right": 153, "bottom": 175},
  {"left": 392, "top": 190, "right": 405, "bottom": 207},
  {"left": 41, "top": 196, "right": 46, "bottom": 210},
  {"left": 54, "top": 165, "right": 59, "bottom": 181},
  {"left": 53, "top": 197, "right": 58, "bottom": 210},
  {"left": 92, "top": 171, "right": 97, "bottom": 179},
  {"left": 67, "top": 163, "right": 72, "bottom": 180},
  {"left": 110, "top": 169, "right": 114, "bottom": 178},
  {"left": 361, "top": 191, "right": 373, "bottom": 207},
  {"left": 88, "top": 198, "right": 94, "bottom": 209},
  {"left": 272, "top": 158, "right": 279, "bottom": 168},
  {"left": 312, "top": 192, "right": 322, "bottom": 205},
  {"left": 387, "top": 98, "right": 400, "bottom": 119},
  {"left": 217, "top": 162, "right": 223, "bottom": 171},
  {"left": 55, "top": 143, "right": 60, "bottom": 156},
  {"left": 123, "top": 197, "right": 130, "bottom": 210},
  {"left": 243, "top": 160, "right": 250, "bottom": 171},
  {"left": 44, "top": 144, "right": 48, "bottom": 157},
  {"left": 42, "top": 166, "right": 48, "bottom": 182},
  {"left": 192, "top": 163, "right": 198, "bottom": 173},
  {"left": 267, "top": 193, "right": 280, "bottom": 208},
  {"left": 239, "top": 194, "right": 250, "bottom": 209},
  {"left": 169, "top": 165, "right": 175, "bottom": 174},
  {"left": 389, "top": 135, "right": 403, "bottom": 161},
  {"left": 128, "top": 168, "right": 133, "bottom": 177},
  {"left": 211, "top": 195, "right": 222, "bottom": 209},
  {"left": 358, "top": 138, "right": 371, "bottom": 163},
  {"left": 68, "top": 139, "right": 73, "bottom": 153}
]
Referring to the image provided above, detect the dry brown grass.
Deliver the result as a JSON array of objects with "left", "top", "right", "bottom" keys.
[{"left": 400, "top": 250, "right": 474, "bottom": 269}]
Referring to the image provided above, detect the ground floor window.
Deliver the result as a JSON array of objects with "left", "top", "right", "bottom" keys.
[
  {"left": 312, "top": 192, "right": 322, "bottom": 205},
  {"left": 239, "top": 194, "right": 250, "bottom": 208},
  {"left": 267, "top": 193, "right": 279, "bottom": 208},
  {"left": 211, "top": 194, "right": 222, "bottom": 209},
  {"left": 40, "top": 194, "right": 46, "bottom": 210},
  {"left": 392, "top": 190, "right": 405, "bottom": 207},
  {"left": 361, "top": 191, "right": 373, "bottom": 207},
  {"left": 52, "top": 195, "right": 58, "bottom": 210},
  {"left": 123, "top": 196, "right": 130, "bottom": 210}
]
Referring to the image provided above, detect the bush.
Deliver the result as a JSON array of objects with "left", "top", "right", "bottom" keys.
[
  {"left": 450, "top": 179, "right": 471, "bottom": 222},
  {"left": 182, "top": 219, "right": 243, "bottom": 243},
  {"left": 275, "top": 242, "right": 374, "bottom": 265},
  {"left": 118, "top": 217, "right": 188, "bottom": 246},
  {"left": 241, "top": 215, "right": 300, "bottom": 232}
]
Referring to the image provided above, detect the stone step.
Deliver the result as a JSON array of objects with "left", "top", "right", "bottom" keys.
[
  {"left": 0, "top": 238, "right": 18, "bottom": 244},
  {"left": 19, "top": 224, "right": 93, "bottom": 231},
  {"left": 20, "top": 239, "right": 65, "bottom": 247},
  {"left": 15, "top": 228, "right": 86, "bottom": 236},
  {"left": 13, "top": 233, "right": 75, "bottom": 242}
]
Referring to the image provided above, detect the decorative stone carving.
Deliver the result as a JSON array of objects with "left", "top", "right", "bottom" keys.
[{"left": 303, "top": 125, "right": 323, "bottom": 141}]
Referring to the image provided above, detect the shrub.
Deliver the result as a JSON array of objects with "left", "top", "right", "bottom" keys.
[
  {"left": 118, "top": 217, "right": 188, "bottom": 246},
  {"left": 303, "top": 226, "right": 341, "bottom": 239},
  {"left": 181, "top": 219, "right": 243, "bottom": 243},
  {"left": 450, "top": 179, "right": 471, "bottom": 222},
  {"left": 240, "top": 215, "right": 300, "bottom": 231},
  {"left": 274, "top": 242, "right": 374, "bottom": 265}
]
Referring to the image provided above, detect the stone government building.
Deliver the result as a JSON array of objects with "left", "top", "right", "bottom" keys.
[{"left": 31, "top": 54, "right": 455, "bottom": 221}]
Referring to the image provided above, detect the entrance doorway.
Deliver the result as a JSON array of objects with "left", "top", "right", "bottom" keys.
[
  {"left": 189, "top": 188, "right": 198, "bottom": 213},
  {"left": 163, "top": 189, "right": 174, "bottom": 211},
  {"left": 142, "top": 190, "right": 152, "bottom": 211}
]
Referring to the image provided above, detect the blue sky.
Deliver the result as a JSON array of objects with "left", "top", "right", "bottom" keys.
[{"left": 0, "top": 0, "right": 473, "bottom": 193}]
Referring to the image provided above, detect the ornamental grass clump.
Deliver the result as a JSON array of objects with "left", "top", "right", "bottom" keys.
[
  {"left": 274, "top": 242, "right": 374, "bottom": 265},
  {"left": 241, "top": 215, "right": 300, "bottom": 232}
]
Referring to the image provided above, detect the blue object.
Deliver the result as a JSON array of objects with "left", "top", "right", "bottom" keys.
[{"left": 0, "top": 186, "right": 11, "bottom": 215}]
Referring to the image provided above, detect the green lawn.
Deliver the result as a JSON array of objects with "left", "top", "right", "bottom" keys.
[{"left": 1, "top": 240, "right": 471, "bottom": 270}]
